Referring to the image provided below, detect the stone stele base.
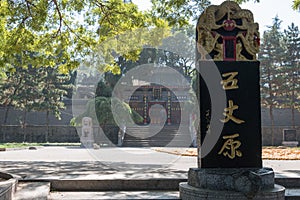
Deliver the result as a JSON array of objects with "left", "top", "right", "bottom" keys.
[
  {"left": 179, "top": 168, "right": 285, "bottom": 200},
  {"left": 80, "top": 139, "right": 94, "bottom": 148}
]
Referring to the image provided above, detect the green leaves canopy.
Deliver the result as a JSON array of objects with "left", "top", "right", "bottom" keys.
[
  {"left": 0, "top": 0, "right": 169, "bottom": 75},
  {"left": 293, "top": 0, "right": 300, "bottom": 10},
  {"left": 73, "top": 96, "right": 143, "bottom": 126},
  {"left": 259, "top": 16, "right": 300, "bottom": 128},
  {"left": 150, "top": 0, "right": 210, "bottom": 26},
  {"left": 1, "top": 0, "right": 299, "bottom": 75}
]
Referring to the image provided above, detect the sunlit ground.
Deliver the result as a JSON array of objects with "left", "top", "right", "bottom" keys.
[
  {"left": 1, "top": 143, "right": 300, "bottom": 160},
  {"left": 154, "top": 146, "right": 300, "bottom": 160}
]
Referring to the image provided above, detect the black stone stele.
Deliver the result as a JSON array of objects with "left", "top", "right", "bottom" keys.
[
  {"left": 179, "top": 1, "right": 285, "bottom": 199},
  {"left": 199, "top": 61, "right": 262, "bottom": 168}
]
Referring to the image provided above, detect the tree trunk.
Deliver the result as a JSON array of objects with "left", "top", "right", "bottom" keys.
[
  {"left": 22, "top": 110, "right": 27, "bottom": 142},
  {"left": 3, "top": 77, "right": 23, "bottom": 141},
  {"left": 46, "top": 110, "right": 49, "bottom": 143},
  {"left": 3, "top": 106, "right": 10, "bottom": 125},
  {"left": 266, "top": 64, "right": 275, "bottom": 146},
  {"left": 2, "top": 106, "right": 11, "bottom": 141},
  {"left": 269, "top": 105, "right": 275, "bottom": 146},
  {"left": 291, "top": 82, "right": 296, "bottom": 128},
  {"left": 291, "top": 105, "right": 295, "bottom": 128},
  {"left": 4, "top": 77, "right": 23, "bottom": 124}
]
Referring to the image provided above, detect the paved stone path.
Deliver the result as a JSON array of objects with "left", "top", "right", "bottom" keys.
[{"left": 0, "top": 146, "right": 299, "bottom": 179}]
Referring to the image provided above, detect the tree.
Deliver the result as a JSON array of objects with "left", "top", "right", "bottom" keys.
[
  {"left": 37, "top": 67, "right": 72, "bottom": 142},
  {"left": 96, "top": 80, "right": 112, "bottom": 98},
  {"left": 282, "top": 23, "right": 300, "bottom": 127},
  {"left": 0, "top": 68, "right": 25, "bottom": 125},
  {"left": 102, "top": 32, "right": 196, "bottom": 92},
  {"left": 159, "top": 27, "right": 196, "bottom": 77},
  {"left": 0, "top": 0, "right": 169, "bottom": 76},
  {"left": 150, "top": 0, "right": 210, "bottom": 26},
  {"left": 293, "top": 0, "right": 300, "bottom": 10},
  {"left": 259, "top": 16, "right": 285, "bottom": 145},
  {"left": 149, "top": 0, "right": 270, "bottom": 27},
  {"left": 0, "top": 65, "right": 73, "bottom": 142},
  {"left": 17, "top": 67, "right": 43, "bottom": 141},
  {"left": 3, "top": 0, "right": 286, "bottom": 78},
  {"left": 72, "top": 96, "right": 143, "bottom": 144},
  {"left": 0, "top": 66, "right": 39, "bottom": 125},
  {"left": 0, "top": 65, "right": 41, "bottom": 141}
]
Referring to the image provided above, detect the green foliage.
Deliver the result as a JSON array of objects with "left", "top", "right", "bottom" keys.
[
  {"left": 0, "top": 143, "right": 41, "bottom": 148},
  {"left": 0, "top": 0, "right": 298, "bottom": 77},
  {"left": 96, "top": 80, "right": 112, "bottom": 97},
  {"left": 159, "top": 29, "right": 195, "bottom": 76},
  {"left": 282, "top": 23, "right": 300, "bottom": 107},
  {"left": 191, "top": 74, "right": 198, "bottom": 93},
  {"left": 150, "top": 0, "right": 263, "bottom": 27},
  {"left": 259, "top": 16, "right": 300, "bottom": 129},
  {"left": 0, "top": 66, "right": 72, "bottom": 125},
  {"left": 0, "top": 0, "right": 170, "bottom": 75},
  {"left": 282, "top": 23, "right": 300, "bottom": 127},
  {"left": 293, "top": 0, "right": 300, "bottom": 10},
  {"left": 259, "top": 16, "right": 285, "bottom": 109},
  {"left": 73, "top": 96, "right": 143, "bottom": 126},
  {"left": 0, "top": 66, "right": 40, "bottom": 125},
  {"left": 102, "top": 27, "right": 196, "bottom": 88},
  {"left": 259, "top": 16, "right": 285, "bottom": 144},
  {"left": 95, "top": 97, "right": 114, "bottom": 126},
  {"left": 90, "top": 25, "right": 171, "bottom": 75},
  {"left": 38, "top": 67, "right": 72, "bottom": 120},
  {"left": 150, "top": 0, "right": 210, "bottom": 26},
  {"left": 0, "top": 0, "right": 173, "bottom": 129}
]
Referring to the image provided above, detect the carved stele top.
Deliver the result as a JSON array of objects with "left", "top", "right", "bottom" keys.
[
  {"left": 82, "top": 117, "right": 92, "bottom": 127},
  {"left": 196, "top": 1, "right": 260, "bottom": 61}
]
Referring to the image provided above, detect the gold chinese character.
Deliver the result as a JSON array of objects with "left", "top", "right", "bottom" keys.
[
  {"left": 218, "top": 133, "right": 242, "bottom": 159},
  {"left": 221, "top": 72, "right": 239, "bottom": 90},
  {"left": 221, "top": 100, "right": 245, "bottom": 124}
]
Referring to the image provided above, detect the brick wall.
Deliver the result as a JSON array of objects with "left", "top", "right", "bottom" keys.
[
  {"left": 0, "top": 125, "right": 299, "bottom": 146},
  {"left": 262, "top": 126, "right": 300, "bottom": 146},
  {"left": 0, "top": 125, "right": 80, "bottom": 143}
]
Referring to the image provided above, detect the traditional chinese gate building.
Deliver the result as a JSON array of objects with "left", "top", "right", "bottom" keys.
[{"left": 127, "top": 84, "right": 191, "bottom": 125}]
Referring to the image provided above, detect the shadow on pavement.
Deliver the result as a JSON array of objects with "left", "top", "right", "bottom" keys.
[{"left": 0, "top": 161, "right": 187, "bottom": 180}]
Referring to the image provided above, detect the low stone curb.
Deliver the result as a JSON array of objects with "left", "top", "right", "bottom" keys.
[
  {"left": 18, "top": 177, "right": 300, "bottom": 191},
  {"left": 0, "top": 172, "right": 20, "bottom": 200}
]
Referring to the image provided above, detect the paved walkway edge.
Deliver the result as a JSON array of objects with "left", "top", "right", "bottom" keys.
[{"left": 17, "top": 177, "right": 300, "bottom": 191}]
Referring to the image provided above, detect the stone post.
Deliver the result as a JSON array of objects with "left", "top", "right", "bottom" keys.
[
  {"left": 179, "top": 1, "right": 285, "bottom": 199},
  {"left": 80, "top": 117, "right": 94, "bottom": 148}
]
